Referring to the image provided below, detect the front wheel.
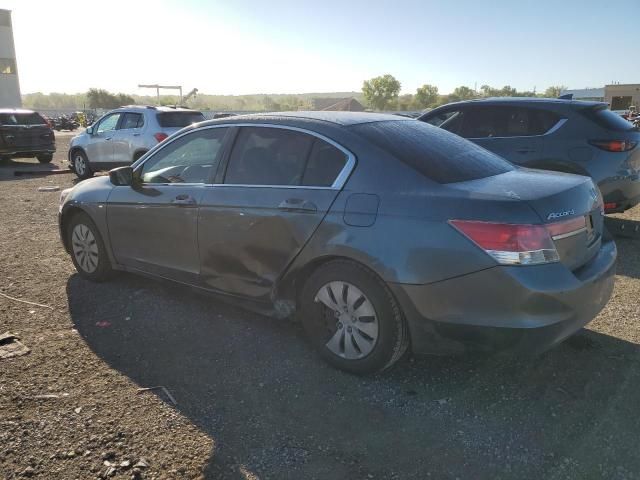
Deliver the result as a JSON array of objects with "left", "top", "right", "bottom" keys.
[
  {"left": 67, "top": 212, "right": 113, "bottom": 282},
  {"left": 72, "top": 150, "right": 93, "bottom": 180},
  {"left": 300, "top": 260, "right": 409, "bottom": 375}
]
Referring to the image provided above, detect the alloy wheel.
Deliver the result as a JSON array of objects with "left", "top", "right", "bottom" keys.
[
  {"left": 71, "top": 224, "right": 99, "bottom": 273},
  {"left": 314, "top": 281, "right": 379, "bottom": 359},
  {"left": 74, "top": 154, "right": 85, "bottom": 176}
]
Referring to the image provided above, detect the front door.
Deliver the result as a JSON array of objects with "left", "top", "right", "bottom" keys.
[
  {"left": 106, "top": 127, "right": 229, "bottom": 283},
  {"left": 86, "top": 112, "right": 122, "bottom": 166},
  {"left": 198, "top": 126, "right": 350, "bottom": 300}
]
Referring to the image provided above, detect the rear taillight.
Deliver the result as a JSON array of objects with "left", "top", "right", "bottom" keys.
[
  {"left": 154, "top": 132, "right": 169, "bottom": 143},
  {"left": 450, "top": 217, "right": 587, "bottom": 266},
  {"left": 589, "top": 140, "right": 637, "bottom": 152}
]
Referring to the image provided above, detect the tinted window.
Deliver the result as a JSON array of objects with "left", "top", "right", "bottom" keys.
[
  {"left": 302, "top": 140, "right": 348, "bottom": 187},
  {"left": 351, "top": 120, "right": 514, "bottom": 184},
  {"left": 0, "top": 112, "right": 47, "bottom": 126},
  {"left": 580, "top": 105, "right": 636, "bottom": 132},
  {"left": 225, "top": 127, "right": 315, "bottom": 186},
  {"left": 97, "top": 113, "right": 121, "bottom": 133},
  {"left": 120, "top": 113, "right": 144, "bottom": 129},
  {"left": 156, "top": 111, "right": 205, "bottom": 128},
  {"left": 460, "top": 106, "right": 561, "bottom": 138},
  {"left": 140, "top": 128, "right": 227, "bottom": 184},
  {"left": 423, "top": 110, "right": 462, "bottom": 128}
]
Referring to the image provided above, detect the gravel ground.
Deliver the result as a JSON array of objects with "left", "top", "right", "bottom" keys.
[{"left": 1, "top": 134, "right": 640, "bottom": 480}]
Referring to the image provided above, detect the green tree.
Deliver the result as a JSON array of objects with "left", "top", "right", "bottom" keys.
[
  {"left": 543, "top": 85, "right": 568, "bottom": 98},
  {"left": 452, "top": 85, "right": 477, "bottom": 101},
  {"left": 87, "top": 89, "right": 134, "bottom": 109},
  {"left": 414, "top": 84, "right": 439, "bottom": 108},
  {"left": 362, "top": 74, "right": 401, "bottom": 110}
]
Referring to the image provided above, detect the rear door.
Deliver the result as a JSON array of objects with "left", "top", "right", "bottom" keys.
[
  {"left": 112, "top": 112, "right": 145, "bottom": 164},
  {"left": 459, "top": 106, "right": 543, "bottom": 166},
  {"left": 107, "top": 127, "right": 229, "bottom": 284},
  {"left": 86, "top": 112, "right": 122, "bottom": 165},
  {"left": 0, "top": 112, "right": 53, "bottom": 151},
  {"left": 198, "top": 126, "right": 352, "bottom": 300}
]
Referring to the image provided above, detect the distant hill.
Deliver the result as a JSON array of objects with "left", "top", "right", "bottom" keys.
[{"left": 22, "top": 91, "right": 367, "bottom": 111}]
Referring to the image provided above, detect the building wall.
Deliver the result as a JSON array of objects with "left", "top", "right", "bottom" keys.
[
  {"left": 0, "top": 9, "right": 21, "bottom": 108},
  {"left": 604, "top": 84, "right": 640, "bottom": 111}
]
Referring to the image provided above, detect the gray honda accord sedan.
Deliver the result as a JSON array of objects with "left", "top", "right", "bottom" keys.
[{"left": 59, "top": 112, "right": 617, "bottom": 374}]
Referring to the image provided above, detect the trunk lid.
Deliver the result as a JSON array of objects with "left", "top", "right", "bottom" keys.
[{"left": 450, "top": 169, "right": 603, "bottom": 270}]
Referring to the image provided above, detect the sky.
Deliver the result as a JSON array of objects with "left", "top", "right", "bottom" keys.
[{"left": 2, "top": 0, "right": 639, "bottom": 96}]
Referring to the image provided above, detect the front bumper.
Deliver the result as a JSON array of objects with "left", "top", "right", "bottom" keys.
[{"left": 390, "top": 238, "right": 617, "bottom": 356}]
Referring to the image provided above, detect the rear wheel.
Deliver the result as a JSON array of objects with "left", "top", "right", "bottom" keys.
[
  {"left": 72, "top": 150, "right": 93, "bottom": 180},
  {"left": 37, "top": 154, "right": 53, "bottom": 163},
  {"left": 300, "top": 260, "right": 409, "bottom": 375},
  {"left": 67, "top": 212, "right": 113, "bottom": 282}
]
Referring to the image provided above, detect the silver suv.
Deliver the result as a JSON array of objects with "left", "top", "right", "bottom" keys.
[{"left": 68, "top": 105, "right": 205, "bottom": 179}]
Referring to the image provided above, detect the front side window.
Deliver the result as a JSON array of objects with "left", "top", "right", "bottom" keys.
[
  {"left": 120, "top": 113, "right": 144, "bottom": 130},
  {"left": 224, "top": 127, "right": 315, "bottom": 186},
  {"left": 97, "top": 113, "right": 121, "bottom": 134},
  {"left": 140, "top": 128, "right": 228, "bottom": 184}
]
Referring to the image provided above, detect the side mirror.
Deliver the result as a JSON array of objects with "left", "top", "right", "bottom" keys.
[
  {"left": 109, "top": 166, "right": 134, "bottom": 186},
  {"left": 86, "top": 126, "right": 94, "bottom": 135}
]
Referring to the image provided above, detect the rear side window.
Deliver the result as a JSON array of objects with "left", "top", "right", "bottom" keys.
[
  {"left": 120, "top": 113, "right": 144, "bottom": 129},
  {"left": 225, "top": 127, "right": 315, "bottom": 186},
  {"left": 156, "top": 111, "right": 205, "bottom": 128},
  {"left": 302, "top": 140, "right": 348, "bottom": 187},
  {"left": 460, "top": 106, "right": 561, "bottom": 138},
  {"left": 351, "top": 120, "right": 514, "bottom": 184},
  {"left": 0, "top": 112, "right": 47, "bottom": 126},
  {"left": 579, "top": 106, "right": 636, "bottom": 132}
]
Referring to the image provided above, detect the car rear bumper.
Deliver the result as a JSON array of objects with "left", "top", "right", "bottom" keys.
[
  {"left": 599, "top": 171, "right": 640, "bottom": 212},
  {"left": 390, "top": 237, "right": 617, "bottom": 356},
  {"left": 1, "top": 144, "right": 56, "bottom": 157}
]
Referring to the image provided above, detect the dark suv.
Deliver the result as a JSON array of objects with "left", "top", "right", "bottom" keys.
[
  {"left": 0, "top": 109, "right": 56, "bottom": 163},
  {"left": 419, "top": 98, "right": 640, "bottom": 213}
]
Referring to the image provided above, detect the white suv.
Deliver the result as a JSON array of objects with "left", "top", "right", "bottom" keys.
[{"left": 68, "top": 106, "right": 205, "bottom": 179}]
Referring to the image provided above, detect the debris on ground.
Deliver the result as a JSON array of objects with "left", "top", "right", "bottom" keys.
[
  {"left": 0, "top": 291, "right": 53, "bottom": 309},
  {"left": 0, "top": 332, "right": 30, "bottom": 359},
  {"left": 137, "top": 386, "right": 177, "bottom": 405},
  {"left": 37, "top": 186, "right": 60, "bottom": 192}
]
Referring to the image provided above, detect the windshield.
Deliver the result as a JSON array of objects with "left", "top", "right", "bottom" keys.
[
  {"left": 156, "top": 111, "right": 205, "bottom": 128},
  {"left": 350, "top": 120, "right": 514, "bottom": 184},
  {"left": 0, "top": 112, "right": 47, "bottom": 126}
]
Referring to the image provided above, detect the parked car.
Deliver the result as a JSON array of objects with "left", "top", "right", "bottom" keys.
[
  {"left": 0, "top": 109, "right": 56, "bottom": 163},
  {"left": 68, "top": 105, "right": 205, "bottom": 179},
  {"left": 419, "top": 98, "right": 640, "bottom": 213},
  {"left": 58, "top": 112, "right": 616, "bottom": 374}
]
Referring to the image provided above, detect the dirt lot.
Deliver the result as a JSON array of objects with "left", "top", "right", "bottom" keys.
[{"left": 1, "top": 134, "right": 640, "bottom": 480}]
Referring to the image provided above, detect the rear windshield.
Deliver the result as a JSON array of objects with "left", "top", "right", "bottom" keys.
[
  {"left": 0, "top": 112, "right": 47, "bottom": 126},
  {"left": 156, "top": 111, "right": 205, "bottom": 128},
  {"left": 580, "top": 106, "right": 636, "bottom": 132},
  {"left": 350, "top": 120, "right": 514, "bottom": 184}
]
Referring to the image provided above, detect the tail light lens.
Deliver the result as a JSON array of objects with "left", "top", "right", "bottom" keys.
[
  {"left": 589, "top": 140, "right": 637, "bottom": 152},
  {"left": 154, "top": 132, "right": 169, "bottom": 143},
  {"left": 450, "top": 217, "right": 588, "bottom": 266}
]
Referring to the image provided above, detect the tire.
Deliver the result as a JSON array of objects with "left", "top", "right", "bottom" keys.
[
  {"left": 299, "top": 260, "right": 409, "bottom": 375},
  {"left": 66, "top": 212, "right": 113, "bottom": 282},
  {"left": 37, "top": 154, "right": 53, "bottom": 163},
  {"left": 72, "top": 150, "right": 93, "bottom": 180}
]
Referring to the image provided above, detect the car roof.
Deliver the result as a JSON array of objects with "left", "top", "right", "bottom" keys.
[
  {"left": 431, "top": 97, "right": 606, "bottom": 109},
  {"left": 116, "top": 105, "right": 201, "bottom": 113},
  {"left": 199, "top": 111, "right": 408, "bottom": 127},
  {"left": 0, "top": 108, "right": 37, "bottom": 114}
]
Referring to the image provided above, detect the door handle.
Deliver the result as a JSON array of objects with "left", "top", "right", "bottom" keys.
[
  {"left": 278, "top": 198, "right": 317, "bottom": 212},
  {"left": 132, "top": 133, "right": 141, "bottom": 137},
  {"left": 171, "top": 194, "right": 197, "bottom": 206},
  {"left": 105, "top": 137, "right": 113, "bottom": 141}
]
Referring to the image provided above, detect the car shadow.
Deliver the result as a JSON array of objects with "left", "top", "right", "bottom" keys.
[{"left": 67, "top": 272, "right": 640, "bottom": 479}]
